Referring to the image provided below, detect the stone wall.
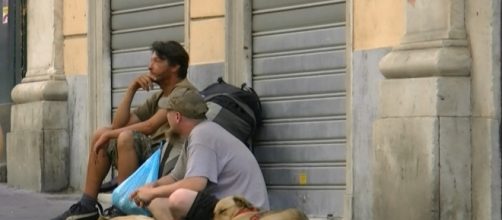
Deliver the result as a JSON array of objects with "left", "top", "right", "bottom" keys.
[
  {"left": 188, "top": 0, "right": 226, "bottom": 87},
  {"left": 353, "top": 0, "right": 404, "bottom": 50},
  {"left": 369, "top": 0, "right": 500, "bottom": 219},
  {"left": 189, "top": 0, "right": 225, "bottom": 65}
]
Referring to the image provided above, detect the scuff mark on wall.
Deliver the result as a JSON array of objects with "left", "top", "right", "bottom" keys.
[{"left": 408, "top": 0, "right": 416, "bottom": 7}]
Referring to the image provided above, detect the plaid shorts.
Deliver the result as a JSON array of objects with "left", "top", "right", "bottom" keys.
[{"left": 106, "top": 131, "right": 159, "bottom": 168}]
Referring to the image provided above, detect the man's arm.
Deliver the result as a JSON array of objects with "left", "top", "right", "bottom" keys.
[
  {"left": 141, "top": 174, "right": 176, "bottom": 189},
  {"left": 110, "top": 109, "right": 167, "bottom": 137},
  {"left": 153, "top": 176, "right": 207, "bottom": 198},
  {"left": 130, "top": 176, "right": 207, "bottom": 206},
  {"left": 148, "top": 143, "right": 216, "bottom": 197},
  {"left": 112, "top": 74, "right": 156, "bottom": 129},
  {"left": 93, "top": 109, "right": 167, "bottom": 152},
  {"left": 156, "top": 175, "right": 177, "bottom": 186}
]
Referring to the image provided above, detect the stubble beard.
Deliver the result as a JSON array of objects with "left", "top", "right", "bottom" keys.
[{"left": 165, "top": 127, "right": 181, "bottom": 141}]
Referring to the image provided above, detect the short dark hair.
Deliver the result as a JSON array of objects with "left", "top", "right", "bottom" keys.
[{"left": 151, "top": 41, "right": 189, "bottom": 79}]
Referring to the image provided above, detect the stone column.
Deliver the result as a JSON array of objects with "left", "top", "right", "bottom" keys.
[
  {"left": 373, "top": 0, "right": 471, "bottom": 219},
  {"left": 6, "top": 0, "right": 69, "bottom": 192}
]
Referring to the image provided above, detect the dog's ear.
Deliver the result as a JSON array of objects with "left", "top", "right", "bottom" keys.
[{"left": 232, "top": 196, "right": 254, "bottom": 209}]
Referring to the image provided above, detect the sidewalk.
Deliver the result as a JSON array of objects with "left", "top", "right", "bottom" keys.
[{"left": 0, "top": 183, "right": 78, "bottom": 220}]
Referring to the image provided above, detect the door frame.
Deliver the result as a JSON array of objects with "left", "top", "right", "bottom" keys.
[
  {"left": 224, "top": 0, "right": 252, "bottom": 87},
  {"left": 88, "top": 0, "right": 112, "bottom": 133},
  {"left": 344, "top": 0, "right": 354, "bottom": 219}
]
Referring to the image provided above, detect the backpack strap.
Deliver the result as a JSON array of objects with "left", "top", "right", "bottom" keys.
[
  {"left": 161, "top": 155, "right": 179, "bottom": 177},
  {"left": 241, "top": 85, "right": 263, "bottom": 126},
  {"left": 158, "top": 140, "right": 172, "bottom": 178}
]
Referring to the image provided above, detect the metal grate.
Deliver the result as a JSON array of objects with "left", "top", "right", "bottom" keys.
[{"left": 251, "top": 0, "right": 347, "bottom": 218}]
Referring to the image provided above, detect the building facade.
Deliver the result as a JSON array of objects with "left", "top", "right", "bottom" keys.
[{"left": 0, "top": 0, "right": 500, "bottom": 219}]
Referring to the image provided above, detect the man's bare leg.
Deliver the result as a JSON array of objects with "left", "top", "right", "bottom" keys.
[
  {"left": 51, "top": 127, "right": 114, "bottom": 220},
  {"left": 83, "top": 127, "right": 112, "bottom": 199},
  {"left": 149, "top": 189, "right": 198, "bottom": 220},
  {"left": 149, "top": 198, "right": 176, "bottom": 220},
  {"left": 116, "top": 130, "right": 140, "bottom": 182}
]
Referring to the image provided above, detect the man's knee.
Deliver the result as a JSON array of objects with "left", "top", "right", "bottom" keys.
[
  {"left": 148, "top": 189, "right": 198, "bottom": 219},
  {"left": 169, "top": 189, "right": 197, "bottom": 214},
  {"left": 149, "top": 197, "right": 170, "bottom": 213},
  {"left": 117, "top": 130, "right": 134, "bottom": 148}
]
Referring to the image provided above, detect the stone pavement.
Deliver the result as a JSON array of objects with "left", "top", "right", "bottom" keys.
[{"left": 0, "top": 183, "right": 78, "bottom": 220}]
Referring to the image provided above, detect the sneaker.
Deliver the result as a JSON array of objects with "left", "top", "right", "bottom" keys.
[
  {"left": 52, "top": 201, "right": 103, "bottom": 220},
  {"left": 101, "top": 206, "right": 126, "bottom": 219}
]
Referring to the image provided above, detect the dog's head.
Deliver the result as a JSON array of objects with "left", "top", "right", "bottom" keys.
[{"left": 213, "top": 196, "right": 257, "bottom": 220}]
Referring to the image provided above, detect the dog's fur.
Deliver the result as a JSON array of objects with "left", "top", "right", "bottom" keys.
[
  {"left": 101, "top": 215, "right": 154, "bottom": 220},
  {"left": 213, "top": 196, "right": 308, "bottom": 220}
]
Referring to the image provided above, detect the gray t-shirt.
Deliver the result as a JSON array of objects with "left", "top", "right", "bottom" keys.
[{"left": 169, "top": 121, "right": 269, "bottom": 210}]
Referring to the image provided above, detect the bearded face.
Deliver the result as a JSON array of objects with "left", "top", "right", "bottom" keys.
[
  {"left": 148, "top": 52, "right": 179, "bottom": 83},
  {"left": 165, "top": 127, "right": 181, "bottom": 141}
]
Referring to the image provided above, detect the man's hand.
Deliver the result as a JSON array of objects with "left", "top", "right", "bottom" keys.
[
  {"left": 130, "top": 74, "right": 157, "bottom": 91},
  {"left": 93, "top": 131, "right": 111, "bottom": 155},
  {"left": 130, "top": 185, "right": 157, "bottom": 208}
]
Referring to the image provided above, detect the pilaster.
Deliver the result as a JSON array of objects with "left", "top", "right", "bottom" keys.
[
  {"left": 6, "top": 0, "right": 69, "bottom": 192},
  {"left": 373, "top": 0, "right": 472, "bottom": 219}
]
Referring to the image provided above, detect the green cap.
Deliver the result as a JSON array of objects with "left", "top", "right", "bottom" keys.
[{"left": 158, "top": 90, "right": 208, "bottom": 119}]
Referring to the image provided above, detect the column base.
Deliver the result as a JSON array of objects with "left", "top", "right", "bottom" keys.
[
  {"left": 373, "top": 117, "right": 471, "bottom": 220},
  {"left": 379, "top": 40, "right": 471, "bottom": 78},
  {"left": 6, "top": 101, "right": 69, "bottom": 192}
]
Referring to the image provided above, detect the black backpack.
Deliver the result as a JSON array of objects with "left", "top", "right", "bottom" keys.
[{"left": 200, "top": 77, "right": 262, "bottom": 146}]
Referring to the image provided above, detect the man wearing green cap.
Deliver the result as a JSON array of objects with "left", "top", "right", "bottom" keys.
[{"left": 130, "top": 90, "right": 269, "bottom": 220}]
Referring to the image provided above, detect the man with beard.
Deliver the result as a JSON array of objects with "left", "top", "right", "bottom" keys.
[
  {"left": 130, "top": 90, "right": 269, "bottom": 220},
  {"left": 53, "top": 41, "right": 197, "bottom": 220}
]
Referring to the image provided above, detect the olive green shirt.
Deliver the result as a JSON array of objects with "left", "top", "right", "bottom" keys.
[{"left": 133, "top": 79, "right": 197, "bottom": 142}]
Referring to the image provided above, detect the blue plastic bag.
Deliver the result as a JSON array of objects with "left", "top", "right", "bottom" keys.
[{"left": 112, "top": 148, "right": 161, "bottom": 216}]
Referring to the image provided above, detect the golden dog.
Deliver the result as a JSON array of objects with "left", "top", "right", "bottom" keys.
[
  {"left": 99, "top": 215, "right": 154, "bottom": 220},
  {"left": 213, "top": 196, "right": 308, "bottom": 220}
]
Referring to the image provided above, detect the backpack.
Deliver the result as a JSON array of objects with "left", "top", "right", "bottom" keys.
[{"left": 200, "top": 77, "right": 262, "bottom": 146}]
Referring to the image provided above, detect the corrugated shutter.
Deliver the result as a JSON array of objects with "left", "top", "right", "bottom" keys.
[
  {"left": 251, "top": 0, "right": 346, "bottom": 218},
  {"left": 110, "top": 0, "right": 184, "bottom": 110}
]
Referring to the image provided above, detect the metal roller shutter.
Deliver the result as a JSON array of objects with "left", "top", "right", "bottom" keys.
[
  {"left": 110, "top": 0, "right": 184, "bottom": 111},
  {"left": 251, "top": 0, "right": 346, "bottom": 218}
]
